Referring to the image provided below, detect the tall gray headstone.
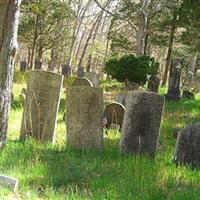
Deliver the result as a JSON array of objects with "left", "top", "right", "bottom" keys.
[
  {"left": 20, "top": 70, "right": 63, "bottom": 142},
  {"left": 165, "top": 59, "right": 182, "bottom": 100},
  {"left": 66, "top": 87, "right": 103, "bottom": 150},
  {"left": 120, "top": 91, "right": 165, "bottom": 158},
  {"left": 173, "top": 123, "right": 200, "bottom": 168}
]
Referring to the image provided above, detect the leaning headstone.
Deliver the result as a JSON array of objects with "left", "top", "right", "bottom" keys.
[
  {"left": 173, "top": 123, "right": 200, "bottom": 168},
  {"left": 20, "top": 70, "right": 63, "bottom": 142},
  {"left": 116, "top": 93, "right": 127, "bottom": 106},
  {"left": 0, "top": 175, "right": 18, "bottom": 192},
  {"left": 77, "top": 66, "right": 84, "bottom": 77},
  {"left": 66, "top": 87, "right": 103, "bottom": 150},
  {"left": 84, "top": 71, "right": 100, "bottom": 87},
  {"left": 34, "top": 60, "right": 42, "bottom": 69},
  {"left": 165, "top": 59, "right": 182, "bottom": 100},
  {"left": 104, "top": 102, "right": 125, "bottom": 130},
  {"left": 71, "top": 77, "right": 93, "bottom": 87},
  {"left": 20, "top": 61, "right": 27, "bottom": 72},
  {"left": 120, "top": 91, "right": 164, "bottom": 158},
  {"left": 61, "top": 64, "right": 71, "bottom": 76},
  {"left": 147, "top": 75, "right": 160, "bottom": 93}
]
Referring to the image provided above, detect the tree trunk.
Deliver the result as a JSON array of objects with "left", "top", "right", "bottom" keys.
[
  {"left": 0, "top": 0, "right": 21, "bottom": 147},
  {"left": 162, "top": 11, "right": 177, "bottom": 86}
]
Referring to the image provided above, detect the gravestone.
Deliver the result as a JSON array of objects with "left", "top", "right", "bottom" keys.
[
  {"left": 116, "top": 93, "right": 127, "bottom": 106},
  {"left": 20, "top": 61, "right": 27, "bottom": 72},
  {"left": 120, "top": 91, "right": 164, "bottom": 158},
  {"left": 66, "top": 87, "right": 103, "bottom": 150},
  {"left": 71, "top": 77, "right": 93, "bottom": 87},
  {"left": 34, "top": 60, "right": 42, "bottom": 69},
  {"left": 20, "top": 70, "right": 63, "bottom": 142},
  {"left": 125, "top": 79, "right": 140, "bottom": 91},
  {"left": 147, "top": 75, "right": 160, "bottom": 93},
  {"left": 84, "top": 71, "right": 100, "bottom": 87},
  {"left": 61, "top": 64, "right": 71, "bottom": 76},
  {"left": 165, "top": 59, "right": 182, "bottom": 100},
  {"left": 182, "top": 90, "right": 194, "bottom": 100},
  {"left": 173, "top": 123, "right": 200, "bottom": 168},
  {"left": 0, "top": 175, "right": 18, "bottom": 192},
  {"left": 77, "top": 66, "right": 84, "bottom": 77},
  {"left": 104, "top": 102, "right": 125, "bottom": 130}
]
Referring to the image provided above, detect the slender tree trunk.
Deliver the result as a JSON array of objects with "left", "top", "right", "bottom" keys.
[
  {"left": 0, "top": 0, "right": 21, "bottom": 148},
  {"left": 162, "top": 11, "right": 177, "bottom": 86}
]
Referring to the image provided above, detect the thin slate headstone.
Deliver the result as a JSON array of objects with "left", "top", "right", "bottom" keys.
[
  {"left": 120, "top": 91, "right": 165, "bottom": 158},
  {"left": 34, "top": 60, "right": 42, "bottom": 69},
  {"left": 0, "top": 175, "right": 18, "bottom": 192},
  {"left": 165, "top": 59, "right": 182, "bottom": 100},
  {"left": 84, "top": 71, "right": 100, "bottom": 87},
  {"left": 66, "top": 86, "right": 103, "bottom": 150},
  {"left": 20, "top": 61, "right": 27, "bottom": 72},
  {"left": 147, "top": 75, "right": 160, "bottom": 93},
  {"left": 71, "top": 77, "right": 93, "bottom": 87},
  {"left": 77, "top": 66, "right": 84, "bottom": 77},
  {"left": 104, "top": 102, "right": 125, "bottom": 130},
  {"left": 173, "top": 123, "right": 200, "bottom": 168},
  {"left": 61, "top": 64, "right": 71, "bottom": 76},
  {"left": 20, "top": 70, "right": 63, "bottom": 143}
]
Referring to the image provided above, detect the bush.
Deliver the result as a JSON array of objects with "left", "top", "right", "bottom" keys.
[{"left": 104, "top": 54, "right": 159, "bottom": 85}]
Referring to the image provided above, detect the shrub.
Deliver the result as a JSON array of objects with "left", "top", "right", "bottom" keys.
[{"left": 104, "top": 54, "right": 159, "bottom": 85}]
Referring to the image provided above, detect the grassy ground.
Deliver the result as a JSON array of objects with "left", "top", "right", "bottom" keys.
[{"left": 0, "top": 83, "right": 200, "bottom": 199}]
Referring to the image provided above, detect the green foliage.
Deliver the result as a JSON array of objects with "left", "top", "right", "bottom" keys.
[
  {"left": 105, "top": 54, "right": 159, "bottom": 85},
  {"left": 13, "top": 70, "right": 28, "bottom": 84}
]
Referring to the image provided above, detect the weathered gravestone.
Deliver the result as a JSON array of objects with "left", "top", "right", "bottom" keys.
[
  {"left": 116, "top": 93, "right": 127, "bottom": 106},
  {"left": 71, "top": 77, "right": 93, "bottom": 87},
  {"left": 34, "top": 60, "right": 42, "bottom": 69},
  {"left": 173, "top": 123, "right": 200, "bottom": 168},
  {"left": 77, "top": 66, "right": 84, "bottom": 77},
  {"left": 120, "top": 91, "right": 165, "bottom": 158},
  {"left": 125, "top": 79, "right": 140, "bottom": 91},
  {"left": 61, "top": 64, "right": 71, "bottom": 76},
  {"left": 20, "top": 70, "right": 63, "bottom": 142},
  {"left": 0, "top": 175, "right": 18, "bottom": 192},
  {"left": 20, "top": 61, "right": 27, "bottom": 72},
  {"left": 165, "top": 59, "right": 182, "bottom": 100},
  {"left": 147, "top": 75, "right": 160, "bottom": 93},
  {"left": 84, "top": 71, "right": 100, "bottom": 87},
  {"left": 66, "top": 87, "right": 103, "bottom": 150},
  {"left": 104, "top": 102, "right": 125, "bottom": 131}
]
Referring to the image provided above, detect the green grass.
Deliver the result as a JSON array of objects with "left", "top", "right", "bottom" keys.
[{"left": 1, "top": 83, "right": 200, "bottom": 199}]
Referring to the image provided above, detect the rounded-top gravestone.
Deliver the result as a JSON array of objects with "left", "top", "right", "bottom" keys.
[
  {"left": 173, "top": 123, "right": 200, "bottom": 168},
  {"left": 71, "top": 77, "right": 93, "bottom": 87},
  {"left": 84, "top": 71, "right": 100, "bottom": 87},
  {"left": 104, "top": 102, "right": 125, "bottom": 130}
]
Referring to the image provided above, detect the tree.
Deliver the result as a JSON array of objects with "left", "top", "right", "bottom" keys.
[{"left": 0, "top": 0, "right": 21, "bottom": 148}]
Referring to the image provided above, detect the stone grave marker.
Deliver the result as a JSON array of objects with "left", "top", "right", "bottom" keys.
[
  {"left": 165, "top": 59, "right": 182, "bottom": 100},
  {"left": 71, "top": 77, "right": 93, "bottom": 87},
  {"left": 173, "top": 123, "right": 200, "bottom": 168},
  {"left": 66, "top": 87, "right": 103, "bottom": 150},
  {"left": 84, "top": 71, "right": 100, "bottom": 87},
  {"left": 147, "top": 75, "right": 160, "bottom": 93},
  {"left": 77, "top": 66, "right": 84, "bottom": 77},
  {"left": 34, "top": 60, "right": 42, "bottom": 70},
  {"left": 116, "top": 93, "right": 127, "bottom": 106},
  {"left": 103, "top": 102, "right": 125, "bottom": 131},
  {"left": 20, "top": 70, "right": 63, "bottom": 142},
  {"left": 61, "top": 64, "right": 71, "bottom": 76},
  {"left": 0, "top": 175, "right": 18, "bottom": 192},
  {"left": 120, "top": 91, "right": 165, "bottom": 158},
  {"left": 20, "top": 61, "right": 27, "bottom": 72}
]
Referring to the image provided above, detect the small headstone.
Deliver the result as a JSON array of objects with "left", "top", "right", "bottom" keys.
[
  {"left": 20, "top": 61, "right": 27, "bottom": 72},
  {"left": 120, "top": 91, "right": 165, "bottom": 158},
  {"left": 182, "top": 90, "right": 194, "bottom": 100},
  {"left": 116, "top": 93, "right": 127, "bottom": 106},
  {"left": 66, "top": 87, "right": 103, "bottom": 150},
  {"left": 71, "top": 77, "right": 93, "bottom": 87},
  {"left": 34, "top": 60, "right": 42, "bottom": 70},
  {"left": 84, "top": 71, "right": 100, "bottom": 87},
  {"left": 104, "top": 102, "right": 125, "bottom": 130},
  {"left": 165, "top": 59, "right": 182, "bottom": 100},
  {"left": 77, "top": 66, "right": 84, "bottom": 77},
  {"left": 61, "top": 64, "right": 71, "bottom": 76},
  {"left": 173, "top": 123, "right": 200, "bottom": 168},
  {"left": 0, "top": 175, "right": 18, "bottom": 191},
  {"left": 125, "top": 79, "right": 140, "bottom": 91},
  {"left": 147, "top": 75, "right": 160, "bottom": 93}
]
